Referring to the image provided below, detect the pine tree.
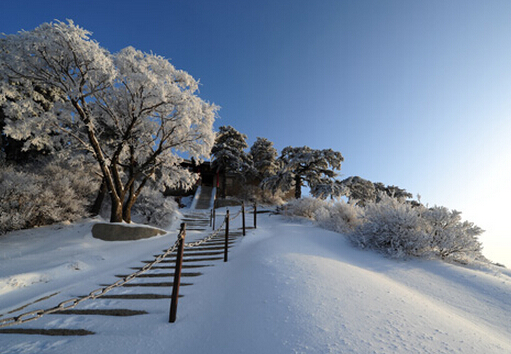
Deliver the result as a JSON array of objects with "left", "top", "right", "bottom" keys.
[
  {"left": 249, "top": 137, "right": 279, "bottom": 181},
  {"left": 262, "top": 146, "right": 344, "bottom": 199},
  {"left": 340, "top": 176, "right": 377, "bottom": 205},
  {"left": 211, "top": 125, "right": 252, "bottom": 198},
  {"left": 340, "top": 177, "right": 413, "bottom": 205}
]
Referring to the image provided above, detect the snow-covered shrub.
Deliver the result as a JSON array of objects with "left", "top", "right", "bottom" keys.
[
  {"left": 127, "top": 185, "right": 178, "bottom": 228},
  {"left": 0, "top": 162, "right": 97, "bottom": 234},
  {"left": 238, "top": 185, "right": 286, "bottom": 206},
  {"left": 284, "top": 197, "right": 328, "bottom": 219},
  {"left": 349, "top": 195, "right": 427, "bottom": 258},
  {"left": 315, "top": 200, "right": 364, "bottom": 234},
  {"left": 422, "top": 206, "right": 483, "bottom": 262},
  {"left": 347, "top": 195, "right": 485, "bottom": 262}
]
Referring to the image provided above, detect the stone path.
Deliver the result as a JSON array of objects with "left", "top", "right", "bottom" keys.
[
  {"left": 0, "top": 210, "right": 242, "bottom": 336},
  {"left": 195, "top": 186, "right": 214, "bottom": 209}
]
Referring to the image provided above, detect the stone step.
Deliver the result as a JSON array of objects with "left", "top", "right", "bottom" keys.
[
  {"left": 115, "top": 272, "right": 202, "bottom": 278},
  {"left": 164, "top": 246, "right": 231, "bottom": 253},
  {"left": 154, "top": 251, "right": 224, "bottom": 257},
  {"left": 97, "top": 294, "right": 175, "bottom": 300},
  {"left": 182, "top": 214, "right": 209, "bottom": 219},
  {"left": 143, "top": 257, "right": 223, "bottom": 263},
  {"left": 130, "top": 264, "right": 212, "bottom": 270},
  {"left": 51, "top": 309, "right": 147, "bottom": 317},
  {"left": 0, "top": 328, "right": 95, "bottom": 336},
  {"left": 194, "top": 241, "right": 235, "bottom": 247},
  {"left": 112, "top": 282, "right": 193, "bottom": 287}
]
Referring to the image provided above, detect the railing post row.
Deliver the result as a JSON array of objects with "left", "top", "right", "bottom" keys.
[
  {"left": 253, "top": 202, "right": 257, "bottom": 229},
  {"left": 212, "top": 208, "right": 216, "bottom": 230},
  {"left": 224, "top": 210, "right": 230, "bottom": 262},
  {"left": 242, "top": 202, "right": 246, "bottom": 236},
  {"left": 169, "top": 223, "right": 186, "bottom": 323}
]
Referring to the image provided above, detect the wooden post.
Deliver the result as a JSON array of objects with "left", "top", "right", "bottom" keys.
[
  {"left": 210, "top": 209, "right": 212, "bottom": 227},
  {"left": 224, "top": 210, "right": 230, "bottom": 262},
  {"left": 169, "top": 223, "right": 186, "bottom": 323},
  {"left": 242, "top": 202, "right": 246, "bottom": 236},
  {"left": 253, "top": 202, "right": 257, "bottom": 229},
  {"left": 212, "top": 208, "right": 216, "bottom": 230}
]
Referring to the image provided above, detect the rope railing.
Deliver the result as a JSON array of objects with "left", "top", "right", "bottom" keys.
[
  {"left": 0, "top": 235, "right": 181, "bottom": 329},
  {"left": 0, "top": 203, "right": 257, "bottom": 328}
]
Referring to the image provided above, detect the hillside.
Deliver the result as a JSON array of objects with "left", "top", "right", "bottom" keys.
[{"left": 1, "top": 208, "right": 510, "bottom": 353}]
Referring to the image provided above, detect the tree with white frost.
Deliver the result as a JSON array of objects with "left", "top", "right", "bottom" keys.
[
  {"left": 0, "top": 21, "right": 217, "bottom": 222},
  {"left": 262, "top": 146, "right": 344, "bottom": 199}
]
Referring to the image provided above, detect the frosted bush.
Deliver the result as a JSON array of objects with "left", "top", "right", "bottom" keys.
[
  {"left": 422, "top": 206, "right": 483, "bottom": 262},
  {"left": 130, "top": 185, "right": 178, "bottom": 228},
  {"left": 238, "top": 185, "right": 286, "bottom": 206},
  {"left": 315, "top": 201, "right": 364, "bottom": 234},
  {"left": 349, "top": 195, "right": 427, "bottom": 258},
  {"left": 347, "top": 195, "right": 485, "bottom": 262},
  {"left": 0, "top": 162, "right": 97, "bottom": 234},
  {"left": 284, "top": 198, "right": 328, "bottom": 219}
]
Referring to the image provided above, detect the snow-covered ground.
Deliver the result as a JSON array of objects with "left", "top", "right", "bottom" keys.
[{"left": 1, "top": 208, "right": 511, "bottom": 353}]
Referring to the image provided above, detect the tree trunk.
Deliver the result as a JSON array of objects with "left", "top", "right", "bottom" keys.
[
  {"left": 123, "top": 194, "right": 137, "bottom": 224},
  {"left": 294, "top": 174, "right": 302, "bottom": 199},
  {"left": 90, "top": 178, "right": 107, "bottom": 216},
  {"left": 110, "top": 195, "right": 123, "bottom": 223}
]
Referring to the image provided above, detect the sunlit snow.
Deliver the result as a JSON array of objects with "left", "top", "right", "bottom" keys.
[{"left": 1, "top": 208, "right": 510, "bottom": 353}]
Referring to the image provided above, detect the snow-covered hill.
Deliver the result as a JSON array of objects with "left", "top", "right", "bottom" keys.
[{"left": 1, "top": 208, "right": 510, "bottom": 353}]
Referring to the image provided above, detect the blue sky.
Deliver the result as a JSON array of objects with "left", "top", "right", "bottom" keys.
[{"left": 2, "top": 0, "right": 510, "bottom": 265}]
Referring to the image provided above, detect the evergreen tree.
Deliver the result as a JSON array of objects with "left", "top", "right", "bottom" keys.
[
  {"left": 374, "top": 182, "right": 413, "bottom": 202},
  {"left": 211, "top": 125, "right": 252, "bottom": 198},
  {"left": 263, "top": 146, "right": 343, "bottom": 199},
  {"left": 340, "top": 176, "right": 377, "bottom": 205},
  {"left": 310, "top": 179, "right": 345, "bottom": 200},
  {"left": 341, "top": 176, "right": 413, "bottom": 205},
  {"left": 249, "top": 137, "right": 279, "bottom": 181}
]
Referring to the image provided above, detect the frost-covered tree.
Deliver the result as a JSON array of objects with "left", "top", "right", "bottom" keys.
[
  {"left": 340, "top": 176, "right": 377, "bottom": 205},
  {"left": 0, "top": 83, "right": 61, "bottom": 164},
  {"left": 211, "top": 125, "right": 252, "bottom": 198},
  {"left": 340, "top": 177, "right": 412, "bottom": 205},
  {"left": 263, "top": 146, "right": 343, "bottom": 199},
  {"left": 249, "top": 137, "right": 279, "bottom": 181},
  {"left": 310, "top": 180, "right": 345, "bottom": 200},
  {"left": 374, "top": 182, "right": 413, "bottom": 202},
  {"left": 0, "top": 21, "right": 217, "bottom": 222}
]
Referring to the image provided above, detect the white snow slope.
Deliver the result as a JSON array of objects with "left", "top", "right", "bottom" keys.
[{"left": 1, "top": 208, "right": 510, "bottom": 354}]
